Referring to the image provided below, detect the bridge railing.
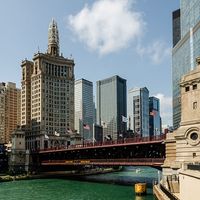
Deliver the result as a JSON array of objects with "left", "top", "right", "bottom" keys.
[{"left": 39, "top": 133, "right": 166, "bottom": 152}]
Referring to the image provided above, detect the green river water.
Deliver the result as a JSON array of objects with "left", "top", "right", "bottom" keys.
[{"left": 0, "top": 167, "right": 157, "bottom": 200}]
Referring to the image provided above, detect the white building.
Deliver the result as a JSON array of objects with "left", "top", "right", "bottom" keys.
[
  {"left": 75, "top": 79, "right": 93, "bottom": 140},
  {"left": 21, "top": 19, "right": 75, "bottom": 150}
]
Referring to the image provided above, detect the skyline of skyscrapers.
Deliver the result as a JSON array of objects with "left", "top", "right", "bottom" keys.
[
  {"left": 0, "top": 19, "right": 165, "bottom": 147},
  {"left": 0, "top": 72, "right": 163, "bottom": 146},
  {"left": 75, "top": 78, "right": 94, "bottom": 140},
  {"left": 96, "top": 75, "right": 127, "bottom": 141},
  {"left": 172, "top": 0, "right": 200, "bottom": 129}
]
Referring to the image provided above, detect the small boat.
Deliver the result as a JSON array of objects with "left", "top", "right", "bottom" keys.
[{"left": 136, "top": 168, "right": 141, "bottom": 173}]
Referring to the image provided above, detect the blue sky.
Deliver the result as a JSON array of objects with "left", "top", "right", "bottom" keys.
[{"left": 0, "top": 0, "right": 179, "bottom": 126}]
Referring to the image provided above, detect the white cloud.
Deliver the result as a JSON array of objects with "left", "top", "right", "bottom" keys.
[
  {"left": 68, "top": 0, "right": 145, "bottom": 55},
  {"left": 137, "top": 40, "right": 171, "bottom": 64},
  {"left": 155, "top": 93, "right": 172, "bottom": 126}
]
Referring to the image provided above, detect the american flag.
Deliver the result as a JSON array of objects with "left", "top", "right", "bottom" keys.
[
  {"left": 54, "top": 131, "right": 60, "bottom": 137},
  {"left": 150, "top": 110, "right": 157, "bottom": 116},
  {"left": 83, "top": 124, "right": 90, "bottom": 130},
  {"left": 122, "top": 115, "right": 128, "bottom": 123},
  {"left": 101, "top": 121, "right": 107, "bottom": 128},
  {"left": 67, "top": 128, "right": 73, "bottom": 134}
]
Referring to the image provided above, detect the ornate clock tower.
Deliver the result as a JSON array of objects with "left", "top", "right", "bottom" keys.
[
  {"left": 175, "top": 57, "right": 200, "bottom": 165},
  {"left": 47, "top": 19, "right": 59, "bottom": 56},
  {"left": 163, "top": 57, "right": 200, "bottom": 179}
]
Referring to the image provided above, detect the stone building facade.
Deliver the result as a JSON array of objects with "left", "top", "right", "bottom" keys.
[
  {"left": 9, "top": 128, "right": 26, "bottom": 174},
  {"left": 0, "top": 82, "right": 21, "bottom": 144},
  {"left": 21, "top": 19, "right": 75, "bottom": 150},
  {"left": 164, "top": 57, "right": 200, "bottom": 174},
  {"left": 158, "top": 57, "right": 200, "bottom": 199}
]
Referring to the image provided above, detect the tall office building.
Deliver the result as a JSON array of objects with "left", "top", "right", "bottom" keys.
[
  {"left": 96, "top": 75, "right": 127, "bottom": 140},
  {"left": 0, "top": 82, "right": 21, "bottom": 143},
  {"left": 21, "top": 19, "right": 75, "bottom": 150},
  {"left": 127, "top": 87, "right": 149, "bottom": 137},
  {"left": 0, "top": 83, "right": 5, "bottom": 143},
  {"left": 75, "top": 79, "right": 93, "bottom": 140},
  {"left": 93, "top": 96, "right": 96, "bottom": 124},
  {"left": 172, "top": 0, "right": 200, "bottom": 129},
  {"left": 172, "top": 9, "right": 181, "bottom": 47},
  {"left": 149, "top": 97, "right": 162, "bottom": 136}
]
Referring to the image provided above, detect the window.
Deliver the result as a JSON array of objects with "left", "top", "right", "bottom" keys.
[
  {"left": 193, "top": 84, "right": 197, "bottom": 90},
  {"left": 193, "top": 153, "right": 197, "bottom": 158},
  {"left": 185, "top": 86, "right": 190, "bottom": 92},
  {"left": 35, "top": 66, "right": 38, "bottom": 74},
  {"left": 22, "top": 69, "right": 25, "bottom": 80},
  {"left": 193, "top": 102, "right": 197, "bottom": 109}
]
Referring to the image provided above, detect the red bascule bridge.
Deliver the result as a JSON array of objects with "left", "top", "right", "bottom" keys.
[{"left": 33, "top": 134, "right": 166, "bottom": 172}]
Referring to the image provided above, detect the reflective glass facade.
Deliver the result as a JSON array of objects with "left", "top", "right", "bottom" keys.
[
  {"left": 127, "top": 87, "right": 149, "bottom": 137},
  {"left": 75, "top": 79, "right": 93, "bottom": 140},
  {"left": 172, "top": 0, "right": 200, "bottom": 129},
  {"left": 173, "top": 9, "right": 181, "bottom": 47},
  {"left": 180, "top": 0, "right": 200, "bottom": 37},
  {"left": 149, "top": 97, "right": 161, "bottom": 136},
  {"left": 96, "top": 75, "right": 126, "bottom": 140}
]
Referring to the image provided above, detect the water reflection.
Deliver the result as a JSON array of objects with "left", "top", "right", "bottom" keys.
[
  {"left": 135, "top": 196, "right": 143, "bottom": 200},
  {"left": 83, "top": 166, "right": 159, "bottom": 186}
]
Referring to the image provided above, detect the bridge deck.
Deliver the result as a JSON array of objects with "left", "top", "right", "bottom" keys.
[{"left": 39, "top": 135, "right": 166, "bottom": 154}]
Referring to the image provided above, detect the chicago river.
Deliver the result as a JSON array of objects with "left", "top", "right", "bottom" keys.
[{"left": 0, "top": 167, "right": 157, "bottom": 200}]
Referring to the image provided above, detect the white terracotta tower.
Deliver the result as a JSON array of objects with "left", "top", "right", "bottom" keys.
[{"left": 47, "top": 19, "right": 59, "bottom": 56}]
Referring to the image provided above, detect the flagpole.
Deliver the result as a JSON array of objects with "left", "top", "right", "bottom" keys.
[
  {"left": 82, "top": 121, "right": 84, "bottom": 147},
  {"left": 92, "top": 124, "right": 95, "bottom": 145},
  {"left": 120, "top": 115, "right": 122, "bottom": 140}
]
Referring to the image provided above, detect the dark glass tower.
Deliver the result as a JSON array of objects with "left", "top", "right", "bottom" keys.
[
  {"left": 96, "top": 75, "right": 127, "bottom": 140},
  {"left": 172, "top": 9, "right": 181, "bottom": 47},
  {"left": 149, "top": 97, "right": 162, "bottom": 136}
]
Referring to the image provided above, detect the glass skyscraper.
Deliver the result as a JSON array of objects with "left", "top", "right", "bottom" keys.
[
  {"left": 127, "top": 87, "right": 149, "bottom": 137},
  {"left": 172, "top": 0, "right": 200, "bottom": 129},
  {"left": 149, "top": 97, "right": 161, "bottom": 136},
  {"left": 75, "top": 79, "right": 93, "bottom": 140},
  {"left": 96, "top": 75, "right": 127, "bottom": 141}
]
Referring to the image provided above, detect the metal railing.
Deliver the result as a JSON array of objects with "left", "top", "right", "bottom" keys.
[
  {"left": 39, "top": 133, "right": 166, "bottom": 152},
  {"left": 159, "top": 183, "right": 179, "bottom": 200},
  {"left": 187, "top": 163, "right": 200, "bottom": 171}
]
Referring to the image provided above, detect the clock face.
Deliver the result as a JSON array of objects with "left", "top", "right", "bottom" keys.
[
  {"left": 190, "top": 132, "right": 198, "bottom": 140},
  {"left": 187, "top": 130, "right": 200, "bottom": 146}
]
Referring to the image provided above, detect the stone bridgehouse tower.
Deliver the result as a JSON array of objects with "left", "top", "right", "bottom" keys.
[{"left": 21, "top": 19, "right": 75, "bottom": 150}]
